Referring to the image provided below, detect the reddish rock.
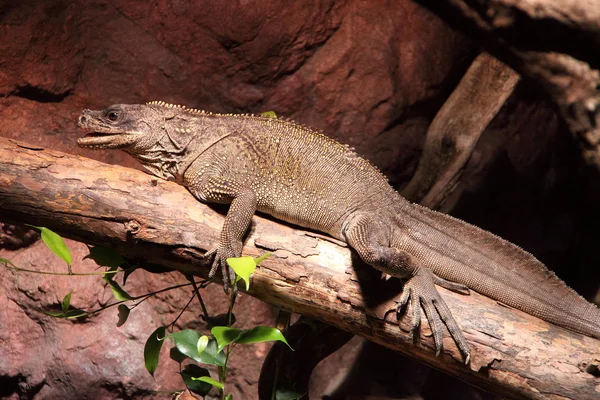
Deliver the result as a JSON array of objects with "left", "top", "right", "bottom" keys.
[{"left": 0, "top": 239, "right": 273, "bottom": 399}]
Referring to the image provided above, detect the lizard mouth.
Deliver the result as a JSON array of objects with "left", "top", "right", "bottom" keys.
[{"left": 77, "top": 132, "right": 131, "bottom": 148}]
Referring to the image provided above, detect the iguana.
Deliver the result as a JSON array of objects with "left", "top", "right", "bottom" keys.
[{"left": 77, "top": 101, "right": 600, "bottom": 362}]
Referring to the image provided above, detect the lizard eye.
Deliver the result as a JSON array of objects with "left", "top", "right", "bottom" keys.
[{"left": 106, "top": 110, "right": 121, "bottom": 122}]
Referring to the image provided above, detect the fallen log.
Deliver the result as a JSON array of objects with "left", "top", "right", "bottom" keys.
[{"left": 0, "top": 137, "right": 598, "bottom": 400}]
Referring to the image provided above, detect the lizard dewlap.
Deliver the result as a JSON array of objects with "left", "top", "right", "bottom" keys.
[{"left": 78, "top": 102, "right": 600, "bottom": 361}]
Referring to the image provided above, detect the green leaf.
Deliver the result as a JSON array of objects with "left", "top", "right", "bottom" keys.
[
  {"left": 261, "top": 111, "right": 278, "bottom": 118},
  {"left": 254, "top": 252, "right": 272, "bottom": 265},
  {"left": 226, "top": 256, "right": 256, "bottom": 291},
  {"left": 211, "top": 326, "right": 243, "bottom": 352},
  {"left": 28, "top": 226, "right": 72, "bottom": 267},
  {"left": 103, "top": 276, "right": 133, "bottom": 301},
  {"left": 144, "top": 326, "right": 165, "bottom": 376},
  {"left": 195, "top": 338, "right": 226, "bottom": 366},
  {"left": 236, "top": 326, "right": 293, "bottom": 350},
  {"left": 41, "top": 309, "right": 66, "bottom": 318},
  {"left": 181, "top": 365, "right": 212, "bottom": 396},
  {"left": 166, "top": 330, "right": 226, "bottom": 366},
  {"left": 197, "top": 335, "right": 209, "bottom": 354},
  {"left": 64, "top": 309, "right": 86, "bottom": 318},
  {"left": 225, "top": 394, "right": 233, "bottom": 400},
  {"left": 61, "top": 291, "right": 72, "bottom": 315},
  {"left": 116, "top": 304, "right": 130, "bottom": 327},
  {"left": 84, "top": 245, "right": 125, "bottom": 268},
  {"left": 226, "top": 253, "right": 270, "bottom": 290},
  {"left": 193, "top": 376, "right": 224, "bottom": 390},
  {"left": 40, "top": 307, "right": 85, "bottom": 319},
  {"left": 166, "top": 329, "right": 202, "bottom": 359}
]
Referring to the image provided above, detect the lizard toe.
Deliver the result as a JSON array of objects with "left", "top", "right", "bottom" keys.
[
  {"left": 432, "top": 292, "right": 470, "bottom": 362},
  {"left": 401, "top": 268, "right": 471, "bottom": 362},
  {"left": 420, "top": 295, "right": 444, "bottom": 356},
  {"left": 433, "top": 275, "right": 470, "bottom": 295},
  {"left": 396, "top": 285, "right": 410, "bottom": 314},
  {"left": 220, "top": 259, "right": 237, "bottom": 292},
  {"left": 208, "top": 256, "right": 220, "bottom": 279},
  {"left": 396, "top": 286, "right": 422, "bottom": 340},
  {"left": 205, "top": 246, "right": 220, "bottom": 278}
]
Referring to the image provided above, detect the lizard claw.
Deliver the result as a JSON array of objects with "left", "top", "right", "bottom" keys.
[
  {"left": 396, "top": 268, "right": 471, "bottom": 363},
  {"left": 205, "top": 242, "right": 241, "bottom": 292}
]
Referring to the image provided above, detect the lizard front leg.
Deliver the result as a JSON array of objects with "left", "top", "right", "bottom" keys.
[
  {"left": 343, "top": 212, "right": 471, "bottom": 362},
  {"left": 196, "top": 177, "right": 257, "bottom": 291}
]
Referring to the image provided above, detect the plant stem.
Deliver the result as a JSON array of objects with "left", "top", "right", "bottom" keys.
[
  {"left": 169, "top": 290, "right": 197, "bottom": 328},
  {"left": 60, "top": 281, "right": 200, "bottom": 319},
  {"left": 0, "top": 258, "right": 132, "bottom": 276},
  {"left": 190, "top": 277, "right": 211, "bottom": 326},
  {"left": 227, "top": 289, "right": 237, "bottom": 327}
]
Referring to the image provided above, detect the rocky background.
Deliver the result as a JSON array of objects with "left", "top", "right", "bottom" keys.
[{"left": 0, "top": 0, "right": 598, "bottom": 399}]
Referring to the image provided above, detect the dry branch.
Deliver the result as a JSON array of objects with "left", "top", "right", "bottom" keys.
[
  {"left": 402, "top": 52, "right": 519, "bottom": 209},
  {"left": 418, "top": 0, "right": 600, "bottom": 170},
  {"left": 0, "top": 137, "right": 598, "bottom": 400}
]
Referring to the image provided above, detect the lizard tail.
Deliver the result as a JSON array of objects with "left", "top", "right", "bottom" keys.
[{"left": 399, "top": 203, "right": 600, "bottom": 339}]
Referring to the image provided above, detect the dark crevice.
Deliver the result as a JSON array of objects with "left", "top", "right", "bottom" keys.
[
  {"left": 0, "top": 374, "right": 20, "bottom": 397},
  {"left": 0, "top": 373, "right": 45, "bottom": 398},
  {"left": 585, "top": 363, "right": 600, "bottom": 377},
  {"left": 12, "top": 85, "right": 72, "bottom": 103}
]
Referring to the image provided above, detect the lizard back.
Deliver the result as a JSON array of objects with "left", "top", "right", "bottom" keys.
[{"left": 184, "top": 112, "right": 399, "bottom": 239}]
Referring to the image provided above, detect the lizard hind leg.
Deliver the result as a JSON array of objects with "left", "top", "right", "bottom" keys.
[{"left": 342, "top": 212, "right": 471, "bottom": 362}]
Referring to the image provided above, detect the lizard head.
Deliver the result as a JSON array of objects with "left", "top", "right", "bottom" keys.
[
  {"left": 77, "top": 104, "right": 166, "bottom": 150},
  {"left": 77, "top": 102, "right": 207, "bottom": 181}
]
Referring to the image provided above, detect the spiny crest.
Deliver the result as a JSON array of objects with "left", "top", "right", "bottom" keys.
[
  {"left": 146, "top": 100, "right": 186, "bottom": 109},
  {"left": 146, "top": 101, "right": 319, "bottom": 133},
  {"left": 146, "top": 100, "right": 215, "bottom": 116}
]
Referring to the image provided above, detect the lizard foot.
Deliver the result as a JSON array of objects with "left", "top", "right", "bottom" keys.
[
  {"left": 396, "top": 267, "right": 471, "bottom": 364},
  {"left": 204, "top": 242, "right": 240, "bottom": 292}
]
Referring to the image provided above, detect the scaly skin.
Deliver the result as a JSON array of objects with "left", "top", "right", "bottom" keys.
[{"left": 78, "top": 102, "right": 600, "bottom": 362}]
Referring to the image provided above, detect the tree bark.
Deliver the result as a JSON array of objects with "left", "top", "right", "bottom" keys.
[
  {"left": 418, "top": 0, "right": 600, "bottom": 171},
  {"left": 0, "top": 137, "right": 598, "bottom": 400}
]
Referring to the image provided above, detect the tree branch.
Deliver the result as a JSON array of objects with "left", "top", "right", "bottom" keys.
[
  {"left": 402, "top": 52, "right": 519, "bottom": 209},
  {"left": 418, "top": 0, "right": 600, "bottom": 170},
  {"left": 0, "top": 137, "right": 598, "bottom": 400}
]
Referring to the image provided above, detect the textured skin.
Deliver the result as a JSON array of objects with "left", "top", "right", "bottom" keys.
[{"left": 78, "top": 102, "right": 600, "bottom": 361}]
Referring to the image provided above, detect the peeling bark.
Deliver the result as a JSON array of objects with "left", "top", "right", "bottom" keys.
[{"left": 0, "top": 138, "right": 598, "bottom": 400}]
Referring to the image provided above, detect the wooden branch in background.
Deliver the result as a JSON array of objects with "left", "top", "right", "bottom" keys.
[
  {"left": 402, "top": 52, "right": 519, "bottom": 209},
  {"left": 0, "top": 137, "right": 598, "bottom": 400},
  {"left": 418, "top": 0, "right": 600, "bottom": 170}
]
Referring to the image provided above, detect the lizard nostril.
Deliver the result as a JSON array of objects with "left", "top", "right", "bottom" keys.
[{"left": 79, "top": 115, "right": 87, "bottom": 125}]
